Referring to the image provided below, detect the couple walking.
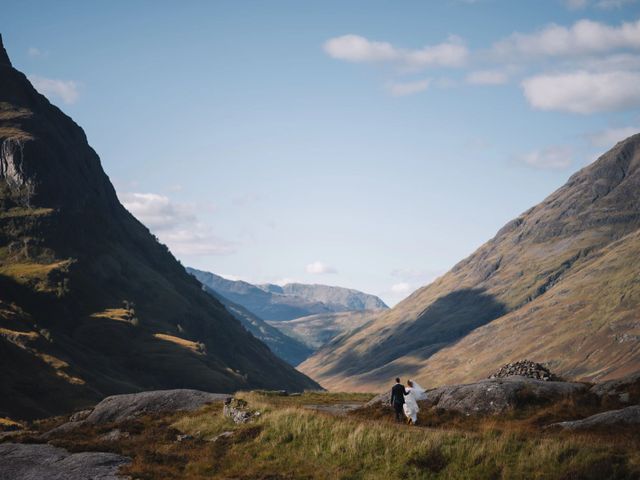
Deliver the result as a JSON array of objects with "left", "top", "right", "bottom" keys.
[{"left": 390, "top": 377, "right": 426, "bottom": 425}]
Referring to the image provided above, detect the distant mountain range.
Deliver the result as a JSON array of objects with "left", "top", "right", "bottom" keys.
[
  {"left": 187, "top": 268, "right": 388, "bottom": 365},
  {"left": 187, "top": 268, "right": 387, "bottom": 321},
  {"left": 0, "top": 36, "right": 318, "bottom": 420},
  {"left": 301, "top": 133, "right": 640, "bottom": 392}
]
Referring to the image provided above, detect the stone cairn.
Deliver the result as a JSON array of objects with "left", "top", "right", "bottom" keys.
[
  {"left": 223, "top": 398, "right": 261, "bottom": 424},
  {"left": 489, "top": 360, "right": 557, "bottom": 381}
]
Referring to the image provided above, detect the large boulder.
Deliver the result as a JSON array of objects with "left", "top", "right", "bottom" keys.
[
  {"left": 589, "top": 372, "right": 640, "bottom": 406},
  {"left": 0, "top": 443, "right": 130, "bottom": 480},
  {"left": 364, "top": 377, "right": 587, "bottom": 415},
  {"left": 549, "top": 405, "right": 640, "bottom": 431},
  {"left": 82, "top": 389, "right": 230, "bottom": 424},
  {"left": 42, "top": 389, "right": 230, "bottom": 439}
]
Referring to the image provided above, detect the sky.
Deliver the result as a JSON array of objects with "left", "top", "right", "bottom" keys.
[{"left": 2, "top": 0, "right": 640, "bottom": 305}]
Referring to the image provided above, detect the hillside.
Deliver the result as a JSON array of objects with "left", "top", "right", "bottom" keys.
[
  {"left": 0, "top": 35, "right": 318, "bottom": 420},
  {"left": 187, "top": 267, "right": 387, "bottom": 321},
  {"left": 201, "top": 285, "right": 313, "bottom": 365},
  {"left": 300, "top": 133, "right": 640, "bottom": 391},
  {"left": 268, "top": 310, "right": 378, "bottom": 350}
]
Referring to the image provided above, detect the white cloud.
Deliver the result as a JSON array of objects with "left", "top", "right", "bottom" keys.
[
  {"left": 391, "top": 282, "right": 411, "bottom": 293},
  {"left": 323, "top": 34, "right": 469, "bottom": 69},
  {"left": 118, "top": 192, "right": 195, "bottom": 231},
  {"left": 517, "top": 145, "right": 573, "bottom": 170},
  {"left": 522, "top": 70, "right": 640, "bottom": 113},
  {"left": 119, "top": 192, "right": 234, "bottom": 257},
  {"left": 27, "top": 47, "right": 42, "bottom": 57},
  {"left": 493, "top": 18, "right": 640, "bottom": 58},
  {"left": 466, "top": 69, "right": 509, "bottom": 85},
  {"left": 305, "top": 261, "right": 338, "bottom": 274},
  {"left": 387, "top": 79, "right": 430, "bottom": 96},
  {"left": 588, "top": 126, "right": 640, "bottom": 147},
  {"left": 28, "top": 75, "right": 80, "bottom": 104}
]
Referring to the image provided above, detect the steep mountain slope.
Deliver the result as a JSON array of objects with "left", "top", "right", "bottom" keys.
[
  {"left": 187, "top": 267, "right": 387, "bottom": 321},
  {"left": 200, "top": 285, "right": 313, "bottom": 365},
  {"left": 300, "top": 134, "right": 640, "bottom": 391},
  {"left": 0, "top": 35, "right": 318, "bottom": 419},
  {"left": 268, "top": 311, "right": 378, "bottom": 350}
]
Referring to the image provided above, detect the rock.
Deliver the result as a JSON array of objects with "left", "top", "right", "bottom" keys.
[
  {"left": 589, "top": 372, "right": 640, "bottom": 405},
  {"left": 488, "top": 360, "right": 558, "bottom": 381},
  {"left": 548, "top": 405, "right": 640, "bottom": 431},
  {"left": 211, "top": 431, "right": 234, "bottom": 442},
  {"left": 364, "top": 377, "right": 587, "bottom": 415},
  {"left": 223, "top": 398, "right": 258, "bottom": 424},
  {"left": 41, "top": 389, "right": 230, "bottom": 439},
  {"left": 176, "top": 434, "right": 193, "bottom": 442},
  {"left": 0, "top": 443, "right": 130, "bottom": 480},
  {"left": 84, "top": 389, "right": 230, "bottom": 425},
  {"left": 69, "top": 409, "right": 92, "bottom": 423},
  {"left": 98, "top": 429, "right": 129, "bottom": 442}
]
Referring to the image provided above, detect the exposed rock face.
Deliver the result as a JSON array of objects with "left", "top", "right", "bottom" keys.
[
  {"left": 42, "top": 390, "right": 229, "bottom": 439},
  {"left": 0, "top": 443, "right": 130, "bottom": 480},
  {"left": 0, "top": 35, "right": 319, "bottom": 420},
  {"left": 223, "top": 398, "right": 260, "bottom": 424},
  {"left": 301, "top": 133, "right": 640, "bottom": 392},
  {"left": 589, "top": 372, "right": 640, "bottom": 405},
  {"left": 549, "top": 405, "right": 640, "bottom": 431},
  {"left": 489, "top": 360, "right": 557, "bottom": 381},
  {"left": 365, "top": 377, "right": 587, "bottom": 415},
  {"left": 82, "top": 389, "right": 230, "bottom": 424}
]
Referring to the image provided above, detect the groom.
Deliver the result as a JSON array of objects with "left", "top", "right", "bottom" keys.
[{"left": 390, "top": 377, "right": 408, "bottom": 422}]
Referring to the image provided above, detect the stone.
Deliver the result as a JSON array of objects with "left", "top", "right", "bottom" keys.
[
  {"left": 69, "top": 409, "right": 92, "bottom": 423},
  {"left": 364, "top": 377, "right": 587, "bottom": 415},
  {"left": 98, "top": 429, "right": 129, "bottom": 442},
  {"left": 0, "top": 443, "right": 130, "bottom": 480},
  {"left": 589, "top": 372, "right": 640, "bottom": 405},
  {"left": 223, "top": 398, "right": 258, "bottom": 424},
  {"left": 211, "top": 431, "right": 234, "bottom": 442},
  {"left": 548, "top": 405, "right": 640, "bottom": 431},
  {"left": 41, "top": 389, "right": 230, "bottom": 439},
  {"left": 176, "top": 434, "right": 193, "bottom": 442},
  {"left": 488, "top": 360, "right": 558, "bottom": 381}
]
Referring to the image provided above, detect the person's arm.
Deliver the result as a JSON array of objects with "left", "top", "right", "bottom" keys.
[{"left": 404, "top": 387, "right": 409, "bottom": 395}]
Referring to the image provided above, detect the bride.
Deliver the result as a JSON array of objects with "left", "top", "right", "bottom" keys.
[{"left": 403, "top": 379, "right": 427, "bottom": 425}]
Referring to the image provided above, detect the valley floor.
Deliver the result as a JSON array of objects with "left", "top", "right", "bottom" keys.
[{"left": 2, "top": 391, "right": 640, "bottom": 480}]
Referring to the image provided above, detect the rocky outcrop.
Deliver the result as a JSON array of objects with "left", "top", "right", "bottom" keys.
[
  {"left": 82, "top": 389, "right": 230, "bottom": 424},
  {"left": 0, "top": 443, "right": 130, "bottom": 480},
  {"left": 365, "top": 377, "right": 587, "bottom": 415},
  {"left": 42, "top": 390, "right": 230, "bottom": 439},
  {"left": 589, "top": 372, "right": 640, "bottom": 405},
  {"left": 223, "top": 398, "right": 260, "bottom": 424},
  {"left": 489, "top": 360, "right": 557, "bottom": 381},
  {"left": 549, "top": 405, "right": 640, "bottom": 431}
]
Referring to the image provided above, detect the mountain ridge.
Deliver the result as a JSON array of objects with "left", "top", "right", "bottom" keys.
[
  {"left": 0, "top": 36, "right": 318, "bottom": 419},
  {"left": 300, "top": 133, "right": 640, "bottom": 391}
]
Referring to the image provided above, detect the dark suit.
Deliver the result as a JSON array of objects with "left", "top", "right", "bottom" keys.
[{"left": 390, "top": 383, "right": 408, "bottom": 421}]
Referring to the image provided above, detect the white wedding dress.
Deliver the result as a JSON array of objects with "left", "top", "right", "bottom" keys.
[{"left": 403, "top": 381, "right": 426, "bottom": 424}]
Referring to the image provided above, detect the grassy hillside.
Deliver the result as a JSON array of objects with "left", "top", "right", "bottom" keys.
[
  {"left": 12, "top": 391, "right": 640, "bottom": 479},
  {"left": 0, "top": 36, "right": 318, "bottom": 420},
  {"left": 301, "top": 133, "right": 640, "bottom": 392}
]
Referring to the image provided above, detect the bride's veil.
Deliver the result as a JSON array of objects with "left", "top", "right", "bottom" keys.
[{"left": 410, "top": 380, "right": 427, "bottom": 400}]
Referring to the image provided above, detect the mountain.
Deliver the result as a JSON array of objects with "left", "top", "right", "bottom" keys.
[
  {"left": 187, "top": 267, "right": 388, "bottom": 321},
  {"left": 300, "top": 134, "right": 640, "bottom": 392},
  {"left": 267, "top": 310, "right": 377, "bottom": 350},
  {"left": 257, "top": 283, "right": 388, "bottom": 311},
  {"left": 200, "top": 284, "right": 313, "bottom": 365},
  {"left": 0, "top": 35, "right": 318, "bottom": 420}
]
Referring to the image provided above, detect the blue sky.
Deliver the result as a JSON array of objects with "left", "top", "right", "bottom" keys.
[{"left": 2, "top": 0, "right": 640, "bottom": 305}]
